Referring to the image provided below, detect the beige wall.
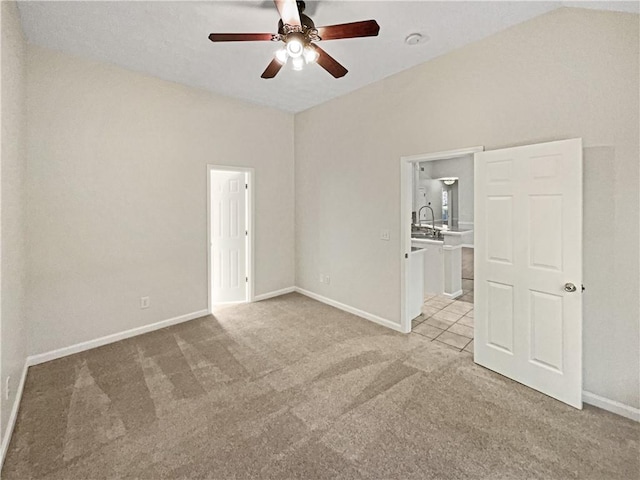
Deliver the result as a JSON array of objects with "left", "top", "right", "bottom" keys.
[
  {"left": 27, "top": 46, "right": 295, "bottom": 356},
  {"left": 295, "top": 8, "right": 639, "bottom": 408},
  {"left": 0, "top": 0, "right": 28, "bottom": 441}
]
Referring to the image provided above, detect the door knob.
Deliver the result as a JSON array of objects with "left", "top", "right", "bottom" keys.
[{"left": 564, "top": 283, "right": 577, "bottom": 293}]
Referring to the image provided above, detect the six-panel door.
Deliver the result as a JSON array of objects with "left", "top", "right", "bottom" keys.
[
  {"left": 474, "top": 139, "right": 583, "bottom": 408},
  {"left": 211, "top": 170, "right": 247, "bottom": 304}
]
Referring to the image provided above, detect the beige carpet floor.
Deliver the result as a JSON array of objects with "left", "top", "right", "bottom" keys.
[{"left": 3, "top": 293, "right": 638, "bottom": 479}]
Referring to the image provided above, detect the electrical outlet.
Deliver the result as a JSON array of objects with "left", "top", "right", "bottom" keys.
[
  {"left": 140, "top": 296, "right": 150, "bottom": 309},
  {"left": 319, "top": 273, "right": 324, "bottom": 284},
  {"left": 325, "top": 275, "right": 331, "bottom": 285},
  {"left": 380, "top": 229, "right": 390, "bottom": 241},
  {"left": 5, "top": 376, "right": 10, "bottom": 400}
]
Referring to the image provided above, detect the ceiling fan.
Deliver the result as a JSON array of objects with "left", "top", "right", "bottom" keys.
[{"left": 208, "top": 0, "right": 380, "bottom": 79}]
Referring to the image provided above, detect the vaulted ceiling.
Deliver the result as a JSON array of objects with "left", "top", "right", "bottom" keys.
[{"left": 17, "top": 1, "right": 639, "bottom": 113}]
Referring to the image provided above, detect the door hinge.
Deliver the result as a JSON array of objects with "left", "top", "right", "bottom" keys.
[
  {"left": 245, "top": 183, "right": 248, "bottom": 190},
  {"left": 245, "top": 230, "right": 248, "bottom": 236},
  {"left": 405, "top": 253, "right": 408, "bottom": 259},
  {"left": 246, "top": 277, "right": 248, "bottom": 283}
]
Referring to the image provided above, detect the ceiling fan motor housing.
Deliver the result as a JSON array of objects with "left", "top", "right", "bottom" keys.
[{"left": 277, "top": 14, "right": 315, "bottom": 35}]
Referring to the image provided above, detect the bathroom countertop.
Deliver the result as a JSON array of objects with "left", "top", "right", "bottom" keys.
[
  {"left": 441, "top": 228, "right": 473, "bottom": 236},
  {"left": 411, "top": 237, "right": 444, "bottom": 246}
]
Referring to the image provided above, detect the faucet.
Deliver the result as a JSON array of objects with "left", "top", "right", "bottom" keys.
[{"left": 418, "top": 205, "right": 436, "bottom": 235}]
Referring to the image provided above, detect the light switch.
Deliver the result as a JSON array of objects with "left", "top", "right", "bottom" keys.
[{"left": 380, "top": 229, "right": 390, "bottom": 241}]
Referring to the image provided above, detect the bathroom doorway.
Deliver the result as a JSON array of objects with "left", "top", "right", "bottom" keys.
[
  {"left": 399, "top": 146, "right": 483, "bottom": 334},
  {"left": 402, "top": 139, "right": 584, "bottom": 408}
]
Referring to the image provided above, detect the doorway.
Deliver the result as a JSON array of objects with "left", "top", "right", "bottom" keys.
[
  {"left": 208, "top": 165, "right": 254, "bottom": 310},
  {"left": 400, "top": 146, "right": 483, "bottom": 333},
  {"left": 401, "top": 139, "right": 584, "bottom": 409}
]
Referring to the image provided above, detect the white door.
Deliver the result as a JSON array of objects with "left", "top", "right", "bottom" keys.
[
  {"left": 474, "top": 138, "right": 583, "bottom": 408},
  {"left": 210, "top": 170, "right": 247, "bottom": 304}
]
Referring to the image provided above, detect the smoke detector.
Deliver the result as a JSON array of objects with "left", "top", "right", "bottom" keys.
[{"left": 405, "top": 33, "right": 428, "bottom": 46}]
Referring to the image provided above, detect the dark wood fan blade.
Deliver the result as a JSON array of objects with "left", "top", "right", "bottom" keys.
[
  {"left": 317, "top": 20, "right": 380, "bottom": 41},
  {"left": 312, "top": 45, "right": 348, "bottom": 78},
  {"left": 208, "top": 33, "right": 274, "bottom": 42},
  {"left": 261, "top": 58, "right": 284, "bottom": 79},
  {"left": 274, "top": 0, "right": 301, "bottom": 26}
]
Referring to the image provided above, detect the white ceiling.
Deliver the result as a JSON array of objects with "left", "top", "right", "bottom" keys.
[{"left": 17, "top": 1, "right": 639, "bottom": 113}]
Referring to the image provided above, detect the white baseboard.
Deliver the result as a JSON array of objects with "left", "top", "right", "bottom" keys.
[
  {"left": 253, "top": 287, "right": 296, "bottom": 302},
  {"left": 295, "top": 287, "right": 406, "bottom": 333},
  {"left": 1, "top": 360, "right": 29, "bottom": 469},
  {"left": 442, "top": 290, "right": 463, "bottom": 299},
  {"left": 583, "top": 391, "right": 640, "bottom": 422},
  {"left": 27, "top": 309, "right": 210, "bottom": 366}
]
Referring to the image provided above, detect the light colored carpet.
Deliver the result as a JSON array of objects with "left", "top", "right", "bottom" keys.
[{"left": 3, "top": 293, "right": 638, "bottom": 479}]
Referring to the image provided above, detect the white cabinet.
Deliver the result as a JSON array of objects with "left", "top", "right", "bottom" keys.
[
  {"left": 423, "top": 244, "right": 444, "bottom": 295},
  {"left": 408, "top": 248, "right": 425, "bottom": 319},
  {"left": 443, "top": 246, "right": 462, "bottom": 298},
  {"left": 411, "top": 239, "right": 444, "bottom": 296},
  {"left": 412, "top": 230, "right": 473, "bottom": 299}
]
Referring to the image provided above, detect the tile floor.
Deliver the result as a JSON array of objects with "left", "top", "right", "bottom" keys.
[
  {"left": 412, "top": 293, "right": 474, "bottom": 354},
  {"left": 412, "top": 249, "right": 475, "bottom": 354},
  {"left": 411, "top": 279, "right": 473, "bottom": 354}
]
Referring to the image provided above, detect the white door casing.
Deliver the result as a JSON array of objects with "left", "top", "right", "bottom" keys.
[
  {"left": 474, "top": 138, "right": 583, "bottom": 408},
  {"left": 210, "top": 170, "right": 247, "bottom": 304}
]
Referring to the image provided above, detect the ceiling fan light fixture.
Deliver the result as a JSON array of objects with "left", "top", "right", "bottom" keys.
[
  {"left": 292, "top": 56, "right": 304, "bottom": 71},
  {"left": 285, "top": 33, "right": 304, "bottom": 58},
  {"left": 275, "top": 48, "right": 288, "bottom": 64},
  {"left": 303, "top": 46, "right": 318, "bottom": 64},
  {"left": 208, "top": 0, "right": 380, "bottom": 79}
]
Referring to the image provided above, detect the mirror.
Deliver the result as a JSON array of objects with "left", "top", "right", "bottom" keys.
[{"left": 413, "top": 155, "right": 474, "bottom": 231}]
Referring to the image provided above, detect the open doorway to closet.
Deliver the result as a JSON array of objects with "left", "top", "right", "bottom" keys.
[{"left": 208, "top": 165, "right": 254, "bottom": 310}]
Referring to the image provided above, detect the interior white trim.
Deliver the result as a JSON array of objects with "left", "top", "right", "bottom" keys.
[
  {"left": 253, "top": 287, "right": 296, "bottom": 302},
  {"left": 583, "top": 391, "right": 640, "bottom": 422},
  {"left": 1, "top": 360, "right": 29, "bottom": 469},
  {"left": 295, "top": 287, "right": 407, "bottom": 333},
  {"left": 441, "top": 290, "right": 464, "bottom": 300},
  {"left": 27, "top": 309, "right": 210, "bottom": 366},
  {"left": 402, "top": 146, "right": 485, "bottom": 163}
]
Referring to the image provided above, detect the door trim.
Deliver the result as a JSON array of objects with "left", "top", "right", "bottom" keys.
[
  {"left": 207, "top": 164, "right": 255, "bottom": 312},
  {"left": 400, "top": 146, "right": 484, "bottom": 333}
]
